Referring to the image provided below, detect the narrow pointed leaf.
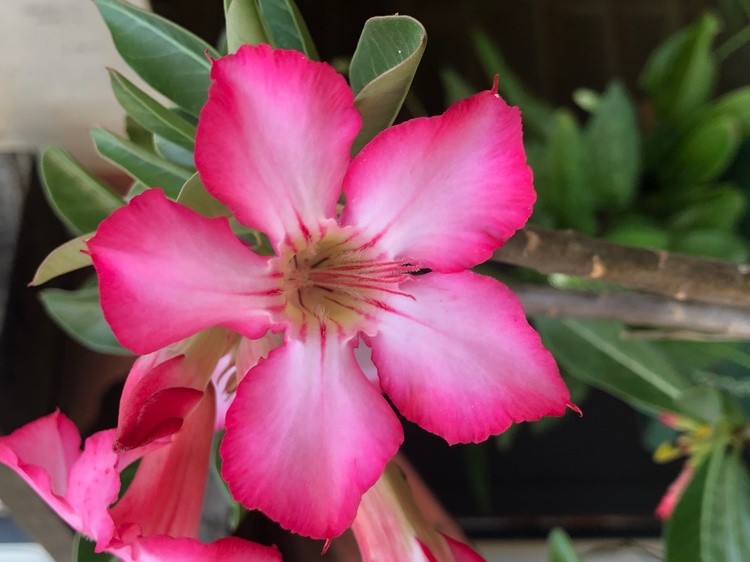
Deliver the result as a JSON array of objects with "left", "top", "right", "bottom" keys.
[
  {"left": 91, "top": 127, "right": 192, "bottom": 198},
  {"left": 349, "top": 15, "right": 426, "bottom": 153},
  {"left": 95, "top": 0, "right": 220, "bottom": 116},
  {"left": 226, "top": 0, "right": 269, "bottom": 53},
  {"left": 153, "top": 134, "right": 196, "bottom": 169},
  {"left": 108, "top": 69, "right": 196, "bottom": 150},
  {"left": 256, "top": 0, "right": 318, "bottom": 58},
  {"left": 177, "top": 173, "right": 230, "bottom": 217},
  {"left": 39, "top": 147, "right": 123, "bottom": 235},
  {"left": 535, "top": 317, "right": 685, "bottom": 416},
  {"left": 548, "top": 528, "right": 583, "bottom": 562},
  {"left": 583, "top": 80, "right": 641, "bottom": 210},
  {"left": 30, "top": 234, "right": 93, "bottom": 286},
  {"left": 39, "top": 285, "right": 129, "bottom": 356}
]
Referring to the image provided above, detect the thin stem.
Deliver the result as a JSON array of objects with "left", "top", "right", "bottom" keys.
[
  {"left": 492, "top": 225, "right": 750, "bottom": 309},
  {"left": 716, "top": 24, "right": 750, "bottom": 61}
]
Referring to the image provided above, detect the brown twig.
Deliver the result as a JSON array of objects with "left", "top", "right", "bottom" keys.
[
  {"left": 493, "top": 225, "right": 750, "bottom": 308},
  {"left": 510, "top": 283, "right": 750, "bottom": 339}
]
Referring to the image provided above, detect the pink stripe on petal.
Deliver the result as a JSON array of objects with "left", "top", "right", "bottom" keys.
[
  {"left": 370, "top": 272, "right": 572, "bottom": 444},
  {"left": 195, "top": 45, "right": 361, "bottom": 248},
  {"left": 0, "top": 412, "right": 120, "bottom": 548},
  {"left": 221, "top": 329, "right": 403, "bottom": 539},
  {"left": 134, "top": 536, "right": 281, "bottom": 562},
  {"left": 342, "top": 90, "right": 534, "bottom": 272},
  {"left": 111, "top": 388, "right": 216, "bottom": 539},
  {"left": 88, "top": 189, "right": 278, "bottom": 354}
]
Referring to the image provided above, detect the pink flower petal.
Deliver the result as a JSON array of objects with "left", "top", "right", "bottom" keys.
[
  {"left": 443, "top": 535, "right": 486, "bottom": 562},
  {"left": 111, "top": 388, "right": 216, "bottom": 539},
  {"left": 221, "top": 328, "right": 403, "bottom": 539},
  {"left": 195, "top": 44, "right": 361, "bottom": 248},
  {"left": 369, "top": 271, "right": 572, "bottom": 444},
  {"left": 0, "top": 412, "right": 120, "bottom": 548},
  {"left": 341, "top": 90, "right": 534, "bottom": 272},
  {"left": 134, "top": 536, "right": 280, "bottom": 562},
  {"left": 115, "top": 353, "right": 204, "bottom": 451},
  {"left": 88, "top": 189, "right": 279, "bottom": 354},
  {"left": 656, "top": 463, "right": 694, "bottom": 520}
]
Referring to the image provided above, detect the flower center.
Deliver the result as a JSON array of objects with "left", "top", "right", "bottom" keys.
[{"left": 273, "top": 226, "right": 416, "bottom": 335}]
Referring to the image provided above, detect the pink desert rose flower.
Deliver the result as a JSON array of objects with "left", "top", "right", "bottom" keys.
[
  {"left": 87, "top": 44, "right": 575, "bottom": 538},
  {"left": 0, "top": 411, "right": 279, "bottom": 562},
  {"left": 655, "top": 463, "right": 694, "bottom": 521}
]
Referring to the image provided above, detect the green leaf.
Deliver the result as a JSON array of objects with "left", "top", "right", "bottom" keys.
[
  {"left": 153, "top": 134, "right": 196, "bottom": 169},
  {"left": 659, "top": 115, "right": 741, "bottom": 188},
  {"left": 669, "top": 229, "right": 749, "bottom": 262},
  {"left": 583, "top": 80, "right": 641, "bottom": 210},
  {"left": 39, "top": 285, "right": 130, "bottom": 356},
  {"left": 692, "top": 87, "right": 750, "bottom": 136},
  {"left": 349, "top": 15, "right": 426, "bottom": 154},
  {"left": 73, "top": 535, "right": 117, "bottom": 562},
  {"left": 666, "top": 445, "right": 750, "bottom": 562},
  {"left": 534, "top": 317, "right": 688, "bottom": 416},
  {"left": 671, "top": 185, "right": 747, "bottom": 231},
  {"left": 96, "top": 0, "right": 220, "bottom": 116},
  {"left": 108, "top": 69, "right": 196, "bottom": 150},
  {"left": 91, "top": 127, "right": 192, "bottom": 198},
  {"left": 640, "top": 12, "right": 720, "bottom": 121},
  {"left": 472, "top": 29, "right": 555, "bottom": 139},
  {"left": 548, "top": 528, "right": 583, "bottom": 562},
  {"left": 30, "top": 234, "right": 93, "bottom": 286},
  {"left": 226, "top": 0, "right": 269, "bottom": 53},
  {"left": 256, "top": 0, "right": 318, "bottom": 58},
  {"left": 532, "top": 111, "right": 597, "bottom": 233},
  {"left": 125, "top": 115, "right": 153, "bottom": 150},
  {"left": 39, "top": 147, "right": 123, "bottom": 235},
  {"left": 177, "top": 173, "right": 230, "bottom": 217}
]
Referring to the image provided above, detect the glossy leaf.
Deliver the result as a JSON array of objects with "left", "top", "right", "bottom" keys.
[
  {"left": 39, "top": 285, "right": 129, "bottom": 356},
  {"left": 177, "top": 173, "right": 230, "bottom": 217},
  {"left": 91, "top": 128, "right": 192, "bottom": 198},
  {"left": 666, "top": 445, "right": 750, "bottom": 562},
  {"left": 548, "top": 528, "right": 583, "bottom": 562},
  {"left": 532, "top": 110, "right": 596, "bottom": 233},
  {"left": 108, "top": 69, "right": 196, "bottom": 150},
  {"left": 472, "top": 29, "right": 555, "bottom": 139},
  {"left": 30, "top": 234, "right": 93, "bottom": 286},
  {"left": 226, "top": 0, "right": 269, "bottom": 53},
  {"left": 153, "top": 134, "right": 196, "bottom": 169},
  {"left": 583, "top": 80, "right": 641, "bottom": 210},
  {"left": 659, "top": 115, "right": 741, "bottom": 188},
  {"left": 349, "top": 15, "right": 426, "bottom": 154},
  {"left": 640, "top": 12, "right": 720, "bottom": 121},
  {"left": 96, "top": 0, "right": 220, "bottom": 116},
  {"left": 670, "top": 185, "right": 747, "bottom": 231},
  {"left": 256, "top": 0, "right": 318, "bottom": 58},
  {"left": 535, "top": 317, "right": 686, "bottom": 416},
  {"left": 39, "top": 147, "right": 123, "bottom": 235}
]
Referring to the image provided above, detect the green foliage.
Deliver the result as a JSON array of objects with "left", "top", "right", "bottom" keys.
[
  {"left": 666, "top": 445, "right": 750, "bottom": 562},
  {"left": 256, "top": 0, "right": 318, "bottom": 58},
  {"left": 39, "top": 148, "right": 123, "bottom": 235},
  {"left": 640, "top": 12, "right": 720, "bottom": 121},
  {"left": 177, "top": 173, "right": 230, "bottom": 217},
  {"left": 30, "top": 234, "right": 93, "bottom": 286},
  {"left": 349, "top": 15, "right": 426, "bottom": 153},
  {"left": 39, "top": 285, "right": 130, "bottom": 356},
  {"left": 91, "top": 128, "right": 193, "bottom": 198},
  {"left": 96, "top": 0, "right": 220, "bottom": 116},
  {"left": 225, "top": 0, "right": 269, "bottom": 53},
  {"left": 547, "top": 528, "right": 583, "bottom": 562}
]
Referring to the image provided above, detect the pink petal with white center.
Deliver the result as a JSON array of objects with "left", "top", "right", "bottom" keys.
[
  {"left": 195, "top": 45, "right": 361, "bottom": 248},
  {"left": 115, "top": 353, "right": 204, "bottom": 451},
  {"left": 0, "top": 412, "right": 120, "bottom": 548},
  {"left": 111, "top": 387, "right": 216, "bottom": 539},
  {"left": 221, "top": 328, "right": 403, "bottom": 539},
  {"left": 369, "top": 271, "right": 572, "bottom": 444},
  {"left": 134, "top": 536, "right": 281, "bottom": 562},
  {"left": 341, "top": 90, "right": 533, "bottom": 272},
  {"left": 88, "top": 189, "right": 279, "bottom": 355}
]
